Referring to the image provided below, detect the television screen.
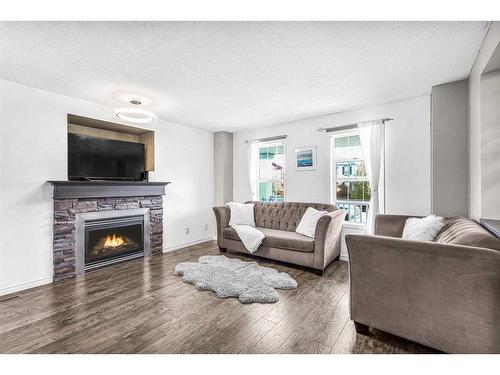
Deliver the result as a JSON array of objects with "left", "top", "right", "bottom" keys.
[{"left": 68, "top": 133, "right": 145, "bottom": 180}]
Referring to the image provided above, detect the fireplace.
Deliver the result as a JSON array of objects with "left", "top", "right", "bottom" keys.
[
  {"left": 49, "top": 181, "right": 169, "bottom": 281},
  {"left": 85, "top": 215, "right": 144, "bottom": 271},
  {"left": 73, "top": 207, "right": 152, "bottom": 277}
]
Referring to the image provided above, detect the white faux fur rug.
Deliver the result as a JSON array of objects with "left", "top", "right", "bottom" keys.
[{"left": 174, "top": 255, "right": 298, "bottom": 304}]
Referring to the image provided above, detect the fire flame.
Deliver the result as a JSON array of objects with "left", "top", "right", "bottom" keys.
[{"left": 103, "top": 234, "right": 125, "bottom": 248}]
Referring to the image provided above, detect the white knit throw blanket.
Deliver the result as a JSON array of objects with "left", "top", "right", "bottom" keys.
[{"left": 231, "top": 225, "right": 265, "bottom": 253}]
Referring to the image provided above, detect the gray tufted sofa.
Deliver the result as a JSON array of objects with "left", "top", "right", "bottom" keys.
[{"left": 213, "top": 201, "right": 346, "bottom": 274}]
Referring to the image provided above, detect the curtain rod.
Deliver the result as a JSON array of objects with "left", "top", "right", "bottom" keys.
[
  {"left": 244, "top": 134, "right": 287, "bottom": 144},
  {"left": 316, "top": 117, "right": 394, "bottom": 133}
]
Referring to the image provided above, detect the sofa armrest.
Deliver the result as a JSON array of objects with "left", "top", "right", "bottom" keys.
[
  {"left": 374, "top": 214, "right": 423, "bottom": 237},
  {"left": 313, "top": 209, "right": 346, "bottom": 270},
  {"left": 345, "top": 233, "right": 500, "bottom": 353},
  {"left": 213, "top": 206, "right": 230, "bottom": 248}
]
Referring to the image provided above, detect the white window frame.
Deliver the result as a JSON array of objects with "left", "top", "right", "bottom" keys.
[
  {"left": 330, "top": 129, "right": 370, "bottom": 225},
  {"left": 256, "top": 139, "right": 286, "bottom": 202}
]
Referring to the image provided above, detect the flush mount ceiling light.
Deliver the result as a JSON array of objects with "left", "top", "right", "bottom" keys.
[{"left": 115, "top": 98, "right": 156, "bottom": 124}]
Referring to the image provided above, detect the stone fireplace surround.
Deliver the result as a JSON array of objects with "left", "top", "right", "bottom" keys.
[
  {"left": 53, "top": 196, "right": 163, "bottom": 281},
  {"left": 49, "top": 181, "right": 170, "bottom": 282}
]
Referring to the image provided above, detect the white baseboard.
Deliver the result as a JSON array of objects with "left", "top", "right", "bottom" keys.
[
  {"left": 0, "top": 276, "right": 53, "bottom": 297},
  {"left": 163, "top": 236, "right": 216, "bottom": 253}
]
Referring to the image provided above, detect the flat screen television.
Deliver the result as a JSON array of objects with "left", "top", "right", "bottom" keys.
[{"left": 68, "top": 133, "right": 145, "bottom": 181}]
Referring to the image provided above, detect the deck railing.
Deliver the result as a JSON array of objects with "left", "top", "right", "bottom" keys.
[{"left": 335, "top": 200, "right": 370, "bottom": 223}]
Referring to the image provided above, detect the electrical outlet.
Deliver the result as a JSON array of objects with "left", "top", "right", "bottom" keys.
[
  {"left": 185, "top": 227, "right": 190, "bottom": 235},
  {"left": 204, "top": 224, "right": 208, "bottom": 231}
]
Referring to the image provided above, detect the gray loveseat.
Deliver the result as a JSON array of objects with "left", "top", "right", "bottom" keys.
[
  {"left": 213, "top": 201, "right": 346, "bottom": 274},
  {"left": 346, "top": 214, "right": 500, "bottom": 353}
]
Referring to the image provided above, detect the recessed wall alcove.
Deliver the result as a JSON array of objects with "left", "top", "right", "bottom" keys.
[
  {"left": 480, "top": 41, "right": 500, "bottom": 219},
  {"left": 67, "top": 114, "right": 155, "bottom": 174}
]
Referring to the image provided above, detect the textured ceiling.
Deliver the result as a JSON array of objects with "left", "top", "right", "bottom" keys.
[{"left": 0, "top": 21, "right": 489, "bottom": 131}]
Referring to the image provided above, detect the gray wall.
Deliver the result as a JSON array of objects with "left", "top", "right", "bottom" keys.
[
  {"left": 214, "top": 131, "right": 233, "bottom": 206},
  {"left": 431, "top": 79, "right": 469, "bottom": 217},
  {"left": 468, "top": 22, "right": 500, "bottom": 219},
  {"left": 480, "top": 70, "right": 500, "bottom": 219}
]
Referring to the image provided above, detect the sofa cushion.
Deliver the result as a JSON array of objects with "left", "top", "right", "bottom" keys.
[
  {"left": 296, "top": 207, "right": 328, "bottom": 238},
  {"left": 402, "top": 215, "right": 446, "bottom": 242},
  {"left": 226, "top": 202, "right": 255, "bottom": 226},
  {"left": 223, "top": 227, "right": 314, "bottom": 252},
  {"left": 435, "top": 217, "right": 500, "bottom": 251}
]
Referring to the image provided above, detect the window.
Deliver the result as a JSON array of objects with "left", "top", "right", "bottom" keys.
[
  {"left": 331, "top": 131, "right": 371, "bottom": 223},
  {"left": 257, "top": 141, "right": 285, "bottom": 202}
]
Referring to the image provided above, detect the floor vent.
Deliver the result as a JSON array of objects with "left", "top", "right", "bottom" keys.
[{"left": 0, "top": 295, "right": 21, "bottom": 303}]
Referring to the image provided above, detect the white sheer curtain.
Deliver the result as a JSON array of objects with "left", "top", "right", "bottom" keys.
[
  {"left": 248, "top": 141, "right": 259, "bottom": 201},
  {"left": 358, "top": 120, "right": 385, "bottom": 234}
]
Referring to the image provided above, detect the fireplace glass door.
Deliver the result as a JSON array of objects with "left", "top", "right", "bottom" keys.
[{"left": 85, "top": 215, "right": 144, "bottom": 268}]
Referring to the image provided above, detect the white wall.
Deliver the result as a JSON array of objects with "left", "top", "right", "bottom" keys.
[
  {"left": 468, "top": 22, "right": 500, "bottom": 219},
  {"left": 233, "top": 95, "right": 431, "bottom": 216},
  {"left": 0, "top": 79, "right": 214, "bottom": 295}
]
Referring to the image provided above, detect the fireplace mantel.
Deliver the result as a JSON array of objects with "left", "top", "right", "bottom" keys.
[{"left": 48, "top": 180, "right": 170, "bottom": 199}]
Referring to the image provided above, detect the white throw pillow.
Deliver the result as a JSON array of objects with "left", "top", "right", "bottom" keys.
[
  {"left": 402, "top": 215, "right": 446, "bottom": 242},
  {"left": 296, "top": 207, "right": 328, "bottom": 238},
  {"left": 226, "top": 202, "right": 255, "bottom": 227}
]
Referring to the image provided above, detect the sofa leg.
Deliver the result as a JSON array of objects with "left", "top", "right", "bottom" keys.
[
  {"left": 219, "top": 247, "right": 227, "bottom": 253},
  {"left": 354, "top": 321, "right": 370, "bottom": 335},
  {"left": 312, "top": 268, "right": 324, "bottom": 276}
]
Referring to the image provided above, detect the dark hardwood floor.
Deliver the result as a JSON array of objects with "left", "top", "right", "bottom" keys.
[{"left": 0, "top": 241, "right": 437, "bottom": 354}]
